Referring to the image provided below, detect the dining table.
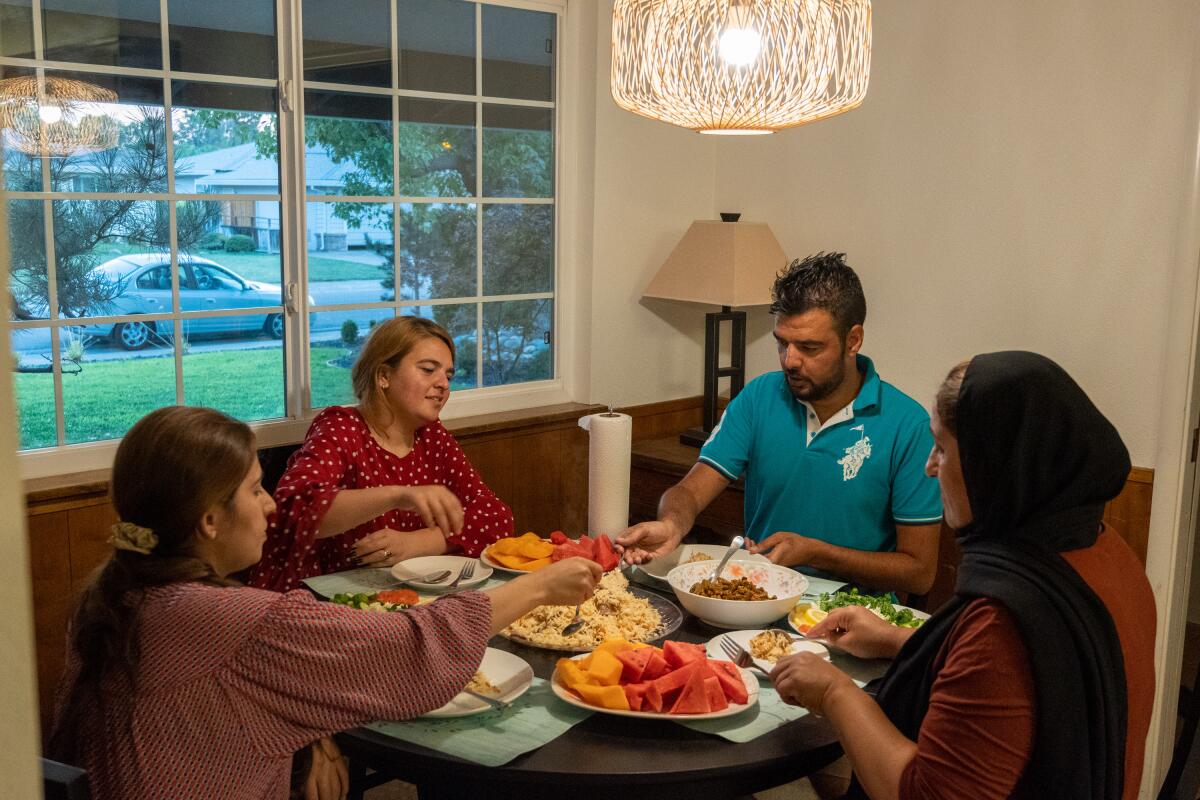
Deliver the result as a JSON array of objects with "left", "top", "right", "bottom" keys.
[{"left": 325, "top": 568, "right": 891, "bottom": 800}]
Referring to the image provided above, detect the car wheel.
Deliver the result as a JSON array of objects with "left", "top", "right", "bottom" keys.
[
  {"left": 265, "top": 313, "right": 284, "bottom": 339},
  {"left": 114, "top": 320, "right": 154, "bottom": 350}
]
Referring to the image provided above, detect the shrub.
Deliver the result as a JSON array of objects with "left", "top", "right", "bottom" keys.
[
  {"left": 199, "top": 231, "right": 228, "bottom": 251},
  {"left": 224, "top": 234, "right": 256, "bottom": 253},
  {"left": 340, "top": 319, "right": 359, "bottom": 347}
]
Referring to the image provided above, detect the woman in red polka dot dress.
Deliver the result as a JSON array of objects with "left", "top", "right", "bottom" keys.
[{"left": 248, "top": 317, "right": 515, "bottom": 592}]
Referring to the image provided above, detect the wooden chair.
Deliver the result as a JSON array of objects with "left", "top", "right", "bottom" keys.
[{"left": 41, "top": 758, "right": 89, "bottom": 800}]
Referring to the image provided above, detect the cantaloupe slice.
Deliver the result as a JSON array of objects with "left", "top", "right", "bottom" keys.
[
  {"left": 573, "top": 683, "right": 630, "bottom": 711},
  {"left": 518, "top": 556, "right": 552, "bottom": 571},
  {"left": 517, "top": 539, "right": 555, "bottom": 560},
  {"left": 491, "top": 552, "right": 532, "bottom": 569},
  {"left": 586, "top": 649, "right": 624, "bottom": 686}
]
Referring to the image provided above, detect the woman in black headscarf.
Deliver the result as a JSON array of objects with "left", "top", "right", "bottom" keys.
[{"left": 772, "top": 352, "right": 1156, "bottom": 800}]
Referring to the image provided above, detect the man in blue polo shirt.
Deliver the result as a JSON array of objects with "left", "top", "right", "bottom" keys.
[{"left": 617, "top": 253, "right": 942, "bottom": 595}]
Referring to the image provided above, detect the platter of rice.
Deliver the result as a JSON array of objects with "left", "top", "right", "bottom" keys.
[{"left": 501, "top": 571, "right": 682, "bottom": 652}]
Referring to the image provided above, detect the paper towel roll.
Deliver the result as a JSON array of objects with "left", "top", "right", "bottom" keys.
[{"left": 578, "top": 411, "right": 632, "bottom": 537}]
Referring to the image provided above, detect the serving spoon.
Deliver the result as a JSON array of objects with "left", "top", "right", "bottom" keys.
[{"left": 708, "top": 535, "right": 746, "bottom": 581}]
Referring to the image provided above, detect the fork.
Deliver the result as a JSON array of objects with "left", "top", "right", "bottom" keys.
[
  {"left": 719, "top": 635, "right": 754, "bottom": 669},
  {"left": 447, "top": 559, "right": 476, "bottom": 589}
]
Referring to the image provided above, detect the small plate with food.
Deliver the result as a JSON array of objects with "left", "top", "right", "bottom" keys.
[
  {"left": 391, "top": 555, "right": 492, "bottom": 592},
  {"left": 423, "top": 648, "right": 534, "bottom": 718},
  {"left": 331, "top": 589, "right": 423, "bottom": 612},
  {"left": 705, "top": 629, "right": 829, "bottom": 676},
  {"left": 789, "top": 589, "right": 929, "bottom": 636},
  {"left": 550, "top": 640, "right": 758, "bottom": 719},
  {"left": 480, "top": 532, "right": 556, "bottom": 574}
]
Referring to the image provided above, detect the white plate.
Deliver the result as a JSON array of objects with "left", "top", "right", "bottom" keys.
[
  {"left": 787, "top": 600, "right": 930, "bottom": 637},
  {"left": 391, "top": 555, "right": 492, "bottom": 592},
  {"left": 633, "top": 544, "right": 773, "bottom": 585},
  {"left": 705, "top": 629, "right": 830, "bottom": 677},
  {"left": 422, "top": 648, "right": 533, "bottom": 718},
  {"left": 479, "top": 539, "right": 554, "bottom": 575},
  {"left": 550, "top": 652, "right": 758, "bottom": 720}
]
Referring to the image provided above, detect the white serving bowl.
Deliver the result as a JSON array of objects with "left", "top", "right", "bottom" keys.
[
  {"left": 666, "top": 560, "right": 808, "bottom": 629},
  {"left": 633, "top": 543, "right": 773, "bottom": 587}
]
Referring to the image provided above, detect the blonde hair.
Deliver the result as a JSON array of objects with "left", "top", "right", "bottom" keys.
[{"left": 352, "top": 316, "right": 456, "bottom": 430}]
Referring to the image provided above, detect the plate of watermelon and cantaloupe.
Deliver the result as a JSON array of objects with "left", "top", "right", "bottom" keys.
[
  {"left": 481, "top": 531, "right": 624, "bottom": 573},
  {"left": 550, "top": 638, "right": 758, "bottom": 719}
]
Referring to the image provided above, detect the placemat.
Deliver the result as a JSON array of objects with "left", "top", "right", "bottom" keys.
[
  {"left": 302, "top": 567, "right": 506, "bottom": 598},
  {"left": 364, "top": 678, "right": 593, "bottom": 767}
]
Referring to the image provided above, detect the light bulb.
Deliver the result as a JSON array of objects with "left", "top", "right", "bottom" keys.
[
  {"left": 38, "top": 104, "right": 63, "bottom": 124},
  {"left": 718, "top": 26, "right": 761, "bottom": 65}
]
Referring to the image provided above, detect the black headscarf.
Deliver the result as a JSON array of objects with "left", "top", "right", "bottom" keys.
[{"left": 845, "top": 351, "right": 1130, "bottom": 800}]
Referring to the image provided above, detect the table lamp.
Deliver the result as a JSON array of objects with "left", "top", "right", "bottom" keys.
[{"left": 644, "top": 214, "right": 787, "bottom": 447}]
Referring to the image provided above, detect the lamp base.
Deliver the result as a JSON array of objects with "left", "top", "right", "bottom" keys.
[{"left": 678, "top": 426, "right": 711, "bottom": 448}]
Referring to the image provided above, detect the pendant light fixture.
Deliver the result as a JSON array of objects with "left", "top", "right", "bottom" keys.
[
  {"left": 611, "top": 0, "right": 872, "bottom": 135},
  {"left": 0, "top": 75, "right": 119, "bottom": 156}
]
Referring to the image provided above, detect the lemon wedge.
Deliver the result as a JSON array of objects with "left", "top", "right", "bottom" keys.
[{"left": 790, "top": 602, "right": 828, "bottom": 632}]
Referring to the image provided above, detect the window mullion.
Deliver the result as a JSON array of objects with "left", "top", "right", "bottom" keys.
[{"left": 279, "top": 0, "right": 310, "bottom": 420}]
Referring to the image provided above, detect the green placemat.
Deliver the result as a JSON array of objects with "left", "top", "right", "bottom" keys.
[
  {"left": 303, "top": 567, "right": 506, "bottom": 599},
  {"left": 364, "top": 678, "right": 593, "bottom": 767}
]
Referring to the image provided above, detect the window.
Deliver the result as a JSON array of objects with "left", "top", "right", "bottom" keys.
[{"left": 2, "top": 0, "right": 561, "bottom": 464}]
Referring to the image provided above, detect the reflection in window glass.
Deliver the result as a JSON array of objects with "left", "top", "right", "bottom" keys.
[
  {"left": 303, "top": 0, "right": 391, "bottom": 87},
  {"left": 183, "top": 315, "right": 284, "bottom": 420},
  {"left": 62, "top": 334, "right": 175, "bottom": 443},
  {"left": 482, "top": 105, "right": 552, "bottom": 198},
  {"left": 482, "top": 4, "right": 555, "bottom": 102},
  {"left": 11, "top": 327, "right": 55, "bottom": 449},
  {"left": 482, "top": 203, "right": 552, "bottom": 295},
  {"left": 397, "top": 0, "right": 475, "bottom": 95},
  {"left": 399, "top": 203, "right": 475, "bottom": 301},
  {"left": 305, "top": 201, "right": 393, "bottom": 303},
  {"left": 309, "top": 308, "right": 395, "bottom": 408},
  {"left": 42, "top": 71, "right": 165, "bottom": 193},
  {"left": 398, "top": 98, "right": 475, "bottom": 197},
  {"left": 305, "top": 90, "right": 393, "bottom": 196},
  {"left": 482, "top": 299, "right": 551, "bottom": 387},
  {"left": 8, "top": 200, "right": 47, "bottom": 320},
  {"left": 178, "top": 199, "right": 283, "bottom": 289},
  {"left": 42, "top": 0, "right": 162, "bottom": 69},
  {"left": 52, "top": 200, "right": 169, "bottom": 321},
  {"left": 0, "top": 0, "right": 34, "bottom": 58},
  {"left": 0, "top": 66, "right": 41, "bottom": 191},
  {"left": 405, "top": 303, "right": 476, "bottom": 389},
  {"left": 167, "top": 0, "right": 277, "bottom": 79},
  {"left": 172, "top": 83, "right": 280, "bottom": 195}
]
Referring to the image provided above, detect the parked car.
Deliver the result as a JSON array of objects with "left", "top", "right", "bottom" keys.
[{"left": 80, "top": 254, "right": 312, "bottom": 350}]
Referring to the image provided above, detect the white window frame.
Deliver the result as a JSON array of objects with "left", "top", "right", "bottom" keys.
[{"left": 8, "top": 0, "right": 579, "bottom": 479}]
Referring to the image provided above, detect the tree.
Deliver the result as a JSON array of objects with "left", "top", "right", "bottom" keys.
[{"left": 7, "top": 109, "right": 221, "bottom": 320}]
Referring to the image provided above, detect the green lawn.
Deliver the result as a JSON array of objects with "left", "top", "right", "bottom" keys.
[{"left": 16, "top": 343, "right": 472, "bottom": 450}]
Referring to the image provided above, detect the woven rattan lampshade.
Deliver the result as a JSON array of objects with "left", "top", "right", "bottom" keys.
[
  {"left": 611, "top": 0, "right": 872, "bottom": 134},
  {"left": 0, "top": 75, "right": 119, "bottom": 156}
]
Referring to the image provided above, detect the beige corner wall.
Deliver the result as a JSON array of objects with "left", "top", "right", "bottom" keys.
[
  {"left": 0, "top": 159, "right": 43, "bottom": 794},
  {"left": 712, "top": 0, "right": 1200, "bottom": 469}
]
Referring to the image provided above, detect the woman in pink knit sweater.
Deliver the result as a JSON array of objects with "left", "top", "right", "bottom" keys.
[{"left": 48, "top": 406, "right": 600, "bottom": 800}]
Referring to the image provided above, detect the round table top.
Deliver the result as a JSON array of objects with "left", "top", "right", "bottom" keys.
[{"left": 337, "top": 581, "right": 860, "bottom": 800}]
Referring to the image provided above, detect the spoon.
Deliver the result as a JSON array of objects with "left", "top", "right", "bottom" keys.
[
  {"left": 561, "top": 605, "right": 585, "bottom": 637},
  {"left": 708, "top": 535, "right": 746, "bottom": 581}
]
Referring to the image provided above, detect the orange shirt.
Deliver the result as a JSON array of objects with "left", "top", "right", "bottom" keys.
[{"left": 898, "top": 528, "right": 1155, "bottom": 800}]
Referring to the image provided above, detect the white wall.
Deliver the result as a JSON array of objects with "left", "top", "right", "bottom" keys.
[{"left": 711, "top": 0, "right": 1199, "bottom": 469}]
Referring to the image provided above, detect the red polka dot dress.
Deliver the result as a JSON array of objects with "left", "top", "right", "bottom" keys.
[
  {"left": 55, "top": 582, "right": 491, "bottom": 800},
  {"left": 247, "top": 406, "right": 514, "bottom": 592}
]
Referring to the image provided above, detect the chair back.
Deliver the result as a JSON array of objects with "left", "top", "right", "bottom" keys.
[{"left": 41, "top": 757, "right": 90, "bottom": 800}]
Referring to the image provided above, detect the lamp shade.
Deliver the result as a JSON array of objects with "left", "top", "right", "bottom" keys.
[
  {"left": 611, "top": 0, "right": 872, "bottom": 135},
  {"left": 644, "top": 219, "right": 787, "bottom": 307}
]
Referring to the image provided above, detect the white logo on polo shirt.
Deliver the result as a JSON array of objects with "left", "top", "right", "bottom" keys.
[{"left": 838, "top": 425, "right": 872, "bottom": 481}]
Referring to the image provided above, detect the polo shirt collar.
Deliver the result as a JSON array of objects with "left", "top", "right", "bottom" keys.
[{"left": 853, "top": 354, "right": 881, "bottom": 413}]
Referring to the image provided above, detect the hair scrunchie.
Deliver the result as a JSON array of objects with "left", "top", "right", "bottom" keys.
[{"left": 109, "top": 521, "right": 158, "bottom": 555}]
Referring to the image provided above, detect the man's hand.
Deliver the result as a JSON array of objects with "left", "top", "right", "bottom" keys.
[
  {"left": 615, "top": 520, "right": 684, "bottom": 565},
  {"left": 748, "top": 531, "right": 819, "bottom": 567},
  {"left": 807, "top": 606, "right": 913, "bottom": 660}
]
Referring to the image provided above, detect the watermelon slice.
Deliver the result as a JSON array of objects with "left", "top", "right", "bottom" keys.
[
  {"left": 707, "top": 659, "right": 750, "bottom": 705},
  {"left": 594, "top": 534, "right": 621, "bottom": 572},
  {"left": 623, "top": 683, "right": 644, "bottom": 712},
  {"left": 640, "top": 650, "right": 670, "bottom": 681},
  {"left": 653, "top": 662, "right": 708, "bottom": 705},
  {"left": 549, "top": 530, "right": 570, "bottom": 545},
  {"left": 703, "top": 675, "right": 729, "bottom": 711},
  {"left": 663, "top": 640, "right": 707, "bottom": 670},
  {"left": 616, "top": 647, "right": 655, "bottom": 683},
  {"left": 669, "top": 667, "right": 712, "bottom": 715}
]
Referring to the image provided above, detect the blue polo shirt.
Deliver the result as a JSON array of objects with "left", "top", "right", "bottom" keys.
[{"left": 698, "top": 355, "right": 942, "bottom": 555}]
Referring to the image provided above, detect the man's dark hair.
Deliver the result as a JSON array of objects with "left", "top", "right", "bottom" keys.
[{"left": 769, "top": 251, "right": 867, "bottom": 340}]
